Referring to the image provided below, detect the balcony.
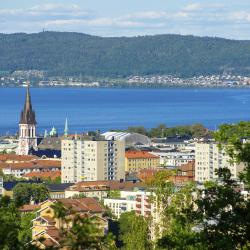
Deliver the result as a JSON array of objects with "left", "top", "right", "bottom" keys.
[{"left": 136, "top": 204, "right": 141, "bottom": 209}]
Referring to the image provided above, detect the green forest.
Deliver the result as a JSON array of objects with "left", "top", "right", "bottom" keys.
[{"left": 1, "top": 32, "right": 250, "bottom": 77}]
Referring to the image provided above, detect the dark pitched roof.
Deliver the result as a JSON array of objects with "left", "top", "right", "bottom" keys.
[
  {"left": 19, "top": 86, "right": 36, "bottom": 125},
  {"left": 47, "top": 183, "right": 74, "bottom": 192},
  {"left": 3, "top": 180, "right": 42, "bottom": 191},
  {"left": 30, "top": 148, "right": 61, "bottom": 158},
  {"left": 38, "top": 137, "right": 61, "bottom": 151}
]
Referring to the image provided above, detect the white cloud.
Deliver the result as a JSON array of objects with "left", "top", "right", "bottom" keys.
[
  {"left": 0, "top": 2, "right": 249, "bottom": 39},
  {"left": 184, "top": 3, "right": 202, "bottom": 12},
  {"left": 230, "top": 11, "right": 250, "bottom": 22}
]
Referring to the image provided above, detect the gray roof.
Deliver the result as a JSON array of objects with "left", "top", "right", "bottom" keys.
[{"left": 102, "top": 132, "right": 151, "bottom": 146}]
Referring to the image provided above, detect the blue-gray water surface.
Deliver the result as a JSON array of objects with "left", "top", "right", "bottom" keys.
[{"left": 0, "top": 88, "right": 250, "bottom": 135}]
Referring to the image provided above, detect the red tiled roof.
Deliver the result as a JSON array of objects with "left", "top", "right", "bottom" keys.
[
  {"left": 19, "top": 204, "right": 40, "bottom": 212},
  {"left": 56, "top": 198, "right": 104, "bottom": 213},
  {"left": 24, "top": 171, "right": 61, "bottom": 180},
  {"left": 46, "top": 227, "right": 61, "bottom": 242},
  {"left": 125, "top": 151, "right": 159, "bottom": 159},
  {"left": 0, "top": 163, "right": 9, "bottom": 169},
  {"left": 42, "top": 238, "right": 58, "bottom": 248},
  {"left": 137, "top": 167, "right": 195, "bottom": 184},
  {"left": 0, "top": 154, "right": 38, "bottom": 162},
  {"left": 68, "top": 180, "right": 144, "bottom": 192},
  {"left": 42, "top": 216, "right": 56, "bottom": 225},
  {"left": 179, "top": 160, "right": 195, "bottom": 173},
  {"left": 2, "top": 160, "right": 61, "bottom": 170}
]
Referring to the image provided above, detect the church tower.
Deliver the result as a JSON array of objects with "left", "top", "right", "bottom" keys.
[{"left": 17, "top": 85, "right": 37, "bottom": 155}]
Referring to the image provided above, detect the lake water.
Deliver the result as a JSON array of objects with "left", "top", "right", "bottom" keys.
[{"left": 0, "top": 88, "right": 250, "bottom": 135}]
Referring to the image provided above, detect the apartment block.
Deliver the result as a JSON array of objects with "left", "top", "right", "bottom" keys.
[
  {"left": 61, "top": 137, "right": 125, "bottom": 183},
  {"left": 195, "top": 142, "right": 243, "bottom": 182},
  {"left": 125, "top": 151, "right": 160, "bottom": 172}
]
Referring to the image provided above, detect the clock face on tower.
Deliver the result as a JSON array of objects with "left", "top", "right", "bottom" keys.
[{"left": 21, "top": 140, "right": 26, "bottom": 147}]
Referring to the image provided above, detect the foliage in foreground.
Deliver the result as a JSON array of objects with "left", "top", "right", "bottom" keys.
[{"left": 118, "top": 211, "right": 151, "bottom": 250}]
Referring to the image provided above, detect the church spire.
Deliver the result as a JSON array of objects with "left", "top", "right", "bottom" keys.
[
  {"left": 64, "top": 118, "right": 68, "bottom": 137},
  {"left": 19, "top": 84, "right": 36, "bottom": 125}
]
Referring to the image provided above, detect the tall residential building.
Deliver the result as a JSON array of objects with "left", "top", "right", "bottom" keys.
[
  {"left": 195, "top": 142, "right": 243, "bottom": 182},
  {"left": 61, "top": 136, "right": 125, "bottom": 183},
  {"left": 17, "top": 85, "right": 37, "bottom": 155}
]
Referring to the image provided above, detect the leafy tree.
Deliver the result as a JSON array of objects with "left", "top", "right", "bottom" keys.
[
  {"left": 61, "top": 214, "right": 116, "bottom": 250},
  {"left": 52, "top": 201, "right": 116, "bottom": 250},
  {"left": 19, "top": 212, "right": 36, "bottom": 245},
  {"left": 127, "top": 126, "right": 148, "bottom": 136},
  {"left": 189, "top": 123, "right": 209, "bottom": 138},
  {"left": 13, "top": 183, "right": 32, "bottom": 207},
  {"left": 31, "top": 183, "right": 50, "bottom": 204},
  {"left": 118, "top": 211, "right": 151, "bottom": 250},
  {"left": 1, "top": 32, "right": 250, "bottom": 77},
  {"left": 214, "top": 121, "right": 250, "bottom": 185},
  {"left": 149, "top": 124, "right": 167, "bottom": 138},
  {"left": 13, "top": 183, "right": 49, "bottom": 207},
  {"left": 107, "top": 190, "right": 121, "bottom": 199},
  {"left": 188, "top": 168, "right": 250, "bottom": 250},
  {"left": 0, "top": 196, "right": 21, "bottom": 250},
  {"left": 0, "top": 196, "right": 40, "bottom": 250}
]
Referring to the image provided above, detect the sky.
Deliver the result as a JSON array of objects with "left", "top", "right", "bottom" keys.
[{"left": 1, "top": 0, "right": 250, "bottom": 39}]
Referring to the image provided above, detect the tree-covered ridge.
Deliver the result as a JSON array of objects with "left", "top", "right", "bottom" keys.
[{"left": 1, "top": 32, "right": 250, "bottom": 77}]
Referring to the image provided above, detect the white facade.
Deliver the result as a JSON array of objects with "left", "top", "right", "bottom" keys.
[
  {"left": 0, "top": 139, "right": 18, "bottom": 153},
  {"left": 17, "top": 123, "right": 37, "bottom": 155},
  {"left": 104, "top": 190, "right": 150, "bottom": 218},
  {"left": 104, "top": 197, "right": 136, "bottom": 218},
  {"left": 61, "top": 138, "right": 125, "bottom": 183},
  {"left": 2, "top": 165, "right": 60, "bottom": 178},
  {"left": 151, "top": 151, "right": 195, "bottom": 167},
  {"left": 195, "top": 142, "right": 242, "bottom": 182}
]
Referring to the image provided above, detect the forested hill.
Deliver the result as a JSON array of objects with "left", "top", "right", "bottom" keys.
[{"left": 1, "top": 31, "right": 250, "bottom": 77}]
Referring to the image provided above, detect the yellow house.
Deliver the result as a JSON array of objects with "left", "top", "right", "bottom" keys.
[
  {"left": 125, "top": 151, "right": 160, "bottom": 172},
  {"left": 31, "top": 198, "right": 108, "bottom": 249}
]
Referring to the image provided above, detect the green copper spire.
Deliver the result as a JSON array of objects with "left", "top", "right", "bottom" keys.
[{"left": 64, "top": 118, "right": 68, "bottom": 137}]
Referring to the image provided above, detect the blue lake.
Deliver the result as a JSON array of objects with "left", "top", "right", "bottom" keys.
[{"left": 0, "top": 88, "right": 250, "bottom": 135}]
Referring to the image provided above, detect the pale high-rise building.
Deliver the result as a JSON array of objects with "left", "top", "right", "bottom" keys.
[
  {"left": 17, "top": 85, "right": 37, "bottom": 155},
  {"left": 61, "top": 136, "right": 125, "bottom": 183},
  {"left": 195, "top": 142, "right": 243, "bottom": 182}
]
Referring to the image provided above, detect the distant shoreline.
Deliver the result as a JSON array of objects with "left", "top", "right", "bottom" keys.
[{"left": 1, "top": 85, "right": 250, "bottom": 89}]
